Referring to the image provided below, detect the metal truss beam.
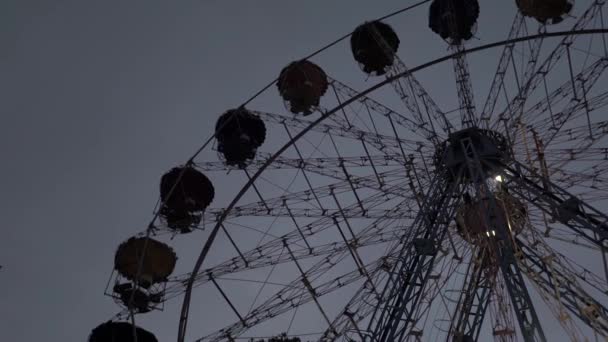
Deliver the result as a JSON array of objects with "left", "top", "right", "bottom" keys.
[
  {"left": 253, "top": 110, "right": 429, "bottom": 155},
  {"left": 197, "top": 153, "right": 403, "bottom": 172},
  {"left": 459, "top": 136, "right": 546, "bottom": 342},
  {"left": 195, "top": 194, "right": 431, "bottom": 342},
  {"left": 482, "top": 13, "right": 524, "bottom": 123},
  {"left": 367, "top": 24, "right": 449, "bottom": 143},
  {"left": 452, "top": 44, "right": 477, "bottom": 128},
  {"left": 198, "top": 254, "right": 379, "bottom": 341},
  {"left": 385, "top": 59, "right": 450, "bottom": 142},
  {"left": 450, "top": 248, "right": 495, "bottom": 342},
  {"left": 207, "top": 206, "right": 416, "bottom": 221},
  {"left": 368, "top": 175, "right": 462, "bottom": 341},
  {"left": 165, "top": 195, "right": 417, "bottom": 300},
  {"left": 505, "top": 160, "right": 608, "bottom": 247},
  {"left": 203, "top": 171, "right": 416, "bottom": 223},
  {"left": 321, "top": 235, "right": 462, "bottom": 341},
  {"left": 517, "top": 238, "right": 608, "bottom": 336},
  {"left": 518, "top": 58, "right": 608, "bottom": 138},
  {"left": 499, "top": 0, "right": 605, "bottom": 133},
  {"left": 164, "top": 227, "right": 403, "bottom": 298},
  {"left": 494, "top": 243, "right": 546, "bottom": 342},
  {"left": 329, "top": 78, "right": 439, "bottom": 143}
]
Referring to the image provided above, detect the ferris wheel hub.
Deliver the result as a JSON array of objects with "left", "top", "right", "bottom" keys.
[
  {"left": 455, "top": 191, "right": 528, "bottom": 245},
  {"left": 433, "top": 127, "right": 510, "bottom": 183}
]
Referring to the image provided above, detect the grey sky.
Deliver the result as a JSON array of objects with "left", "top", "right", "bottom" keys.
[{"left": 1, "top": 0, "right": 605, "bottom": 341}]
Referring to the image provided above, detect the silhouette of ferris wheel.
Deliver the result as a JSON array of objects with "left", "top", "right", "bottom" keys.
[{"left": 91, "top": 1, "right": 608, "bottom": 341}]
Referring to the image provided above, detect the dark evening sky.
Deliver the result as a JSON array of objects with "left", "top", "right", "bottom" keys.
[{"left": 2, "top": 1, "right": 605, "bottom": 341}]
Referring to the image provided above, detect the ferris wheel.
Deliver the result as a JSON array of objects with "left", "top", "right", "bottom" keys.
[{"left": 89, "top": 0, "right": 608, "bottom": 341}]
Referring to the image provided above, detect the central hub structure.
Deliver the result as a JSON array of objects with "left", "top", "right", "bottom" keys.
[
  {"left": 431, "top": 127, "right": 525, "bottom": 245},
  {"left": 455, "top": 191, "right": 527, "bottom": 245},
  {"left": 433, "top": 127, "right": 510, "bottom": 183}
]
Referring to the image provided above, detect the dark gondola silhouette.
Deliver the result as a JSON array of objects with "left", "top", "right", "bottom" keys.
[
  {"left": 159, "top": 166, "right": 214, "bottom": 233},
  {"left": 113, "top": 282, "right": 163, "bottom": 313},
  {"left": 516, "top": 0, "right": 573, "bottom": 25},
  {"left": 114, "top": 237, "right": 177, "bottom": 288},
  {"left": 277, "top": 60, "right": 328, "bottom": 115},
  {"left": 111, "top": 237, "right": 176, "bottom": 313},
  {"left": 89, "top": 321, "right": 158, "bottom": 342},
  {"left": 215, "top": 108, "right": 266, "bottom": 167},
  {"left": 429, "top": 0, "right": 480, "bottom": 43},
  {"left": 350, "top": 21, "right": 400, "bottom": 75}
]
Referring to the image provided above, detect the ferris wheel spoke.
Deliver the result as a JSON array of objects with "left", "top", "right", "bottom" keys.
[
  {"left": 195, "top": 153, "right": 433, "bottom": 187},
  {"left": 206, "top": 166, "right": 421, "bottom": 216},
  {"left": 545, "top": 118, "right": 608, "bottom": 150},
  {"left": 482, "top": 13, "right": 525, "bottom": 125},
  {"left": 497, "top": 0, "right": 606, "bottom": 133},
  {"left": 194, "top": 156, "right": 428, "bottom": 227},
  {"left": 546, "top": 167, "right": 608, "bottom": 200},
  {"left": 329, "top": 201, "right": 471, "bottom": 342},
  {"left": 542, "top": 121, "right": 608, "bottom": 188},
  {"left": 164, "top": 194, "right": 421, "bottom": 301},
  {"left": 322, "top": 217, "right": 469, "bottom": 341},
  {"left": 540, "top": 67, "right": 608, "bottom": 147},
  {"left": 516, "top": 237, "right": 608, "bottom": 336},
  {"left": 164, "top": 230, "right": 392, "bottom": 297},
  {"left": 518, "top": 229, "right": 608, "bottom": 300},
  {"left": 205, "top": 172, "right": 415, "bottom": 220},
  {"left": 387, "top": 57, "right": 453, "bottom": 142},
  {"left": 328, "top": 78, "right": 437, "bottom": 143},
  {"left": 196, "top": 255, "right": 384, "bottom": 341},
  {"left": 543, "top": 147, "right": 608, "bottom": 163},
  {"left": 504, "top": 160, "right": 608, "bottom": 249},
  {"left": 511, "top": 121, "right": 608, "bottom": 172},
  {"left": 254, "top": 109, "right": 428, "bottom": 151},
  {"left": 486, "top": 271, "right": 519, "bottom": 340},
  {"left": 245, "top": 153, "right": 403, "bottom": 171},
  {"left": 516, "top": 58, "right": 608, "bottom": 139},
  {"left": 451, "top": 45, "right": 478, "bottom": 128},
  {"left": 403, "top": 240, "right": 472, "bottom": 340},
  {"left": 209, "top": 206, "right": 417, "bottom": 221},
  {"left": 252, "top": 110, "right": 431, "bottom": 162},
  {"left": 367, "top": 173, "right": 464, "bottom": 341},
  {"left": 509, "top": 121, "right": 608, "bottom": 199},
  {"left": 363, "top": 23, "right": 450, "bottom": 144},
  {"left": 527, "top": 118, "right": 608, "bottom": 197}
]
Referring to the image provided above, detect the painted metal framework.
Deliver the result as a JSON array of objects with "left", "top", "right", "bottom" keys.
[{"left": 105, "top": 2, "right": 608, "bottom": 342}]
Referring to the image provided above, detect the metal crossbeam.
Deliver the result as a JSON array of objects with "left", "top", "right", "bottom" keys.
[
  {"left": 321, "top": 234, "right": 464, "bottom": 341},
  {"left": 366, "top": 23, "right": 448, "bottom": 144},
  {"left": 368, "top": 175, "right": 462, "bottom": 341},
  {"left": 196, "top": 153, "right": 427, "bottom": 191},
  {"left": 386, "top": 58, "right": 452, "bottom": 141},
  {"left": 482, "top": 13, "right": 524, "bottom": 123},
  {"left": 452, "top": 45, "right": 477, "bottom": 128},
  {"left": 196, "top": 153, "right": 422, "bottom": 177},
  {"left": 517, "top": 238, "right": 608, "bottom": 336},
  {"left": 202, "top": 173, "right": 415, "bottom": 224},
  {"left": 505, "top": 160, "right": 608, "bottom": 247},
  {"left": 499, "top": 0, "right": 605, "bottom": 133},
  {"left": 329, "top": 78, "right": 439, "bottom": 143},
  {"left": 459, "top": 136, "right": 546, "bottom": 342},
  {"left": 518, "top": 58, "right": 608, "bottom": 137},
  {"left": 198, "top": 255, "right": 379, "bottom": 341},
  {"left": 164, "top": 196, "right": 417, "bottom": 300},
  {"left": 253, "top": 110, "right": 428, "bottom": 155},
  {"left": 449, "top": 248, "right": 495, "bottom": 342}
]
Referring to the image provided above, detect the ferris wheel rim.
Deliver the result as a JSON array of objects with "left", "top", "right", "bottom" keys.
[{"left": 176, "top": 28, "right": 608, "bottom": 342}]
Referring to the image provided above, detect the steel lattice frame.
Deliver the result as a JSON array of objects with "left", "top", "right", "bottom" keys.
[{"left": 108, "top": 2, "right": 608, "bottom": 342}]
